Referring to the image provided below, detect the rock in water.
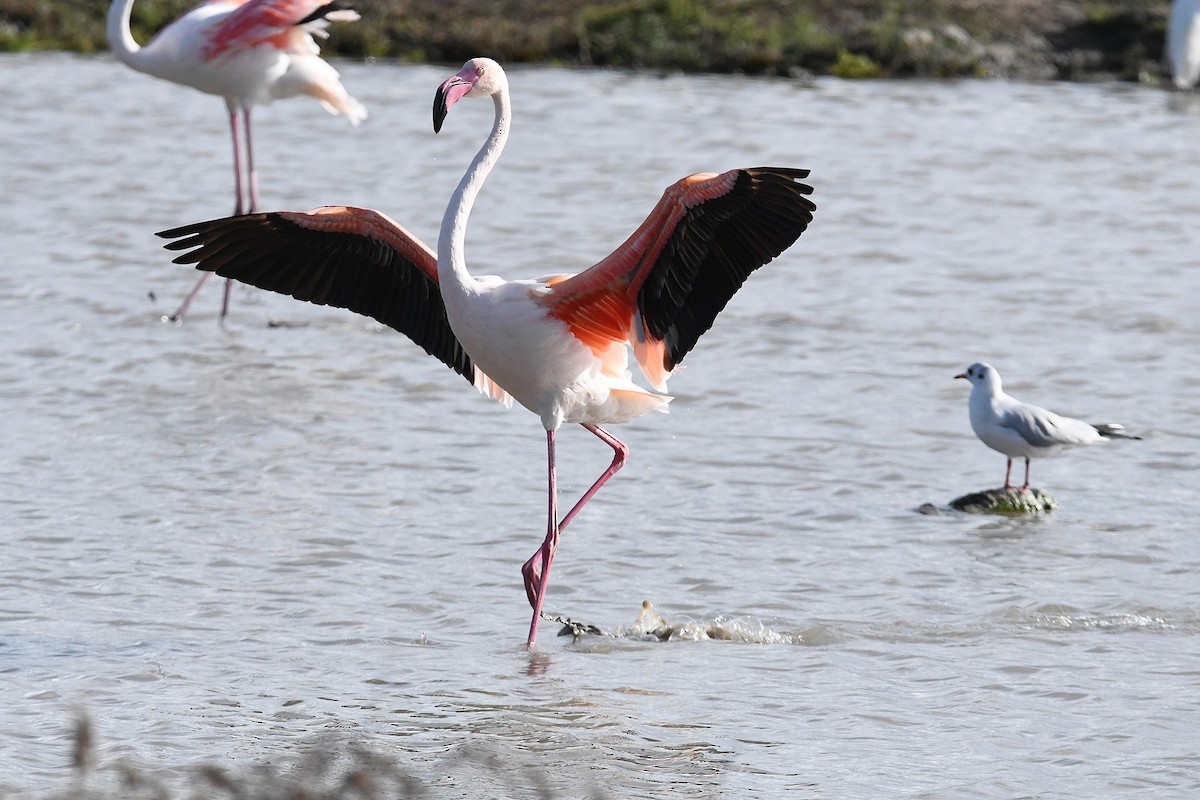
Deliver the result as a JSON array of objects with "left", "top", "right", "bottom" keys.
[
  {"left": 950, "top": 487, "right": 1057, "bottom": 515},
  {"left": 550, "top": 614, "right": 604, "bottom": 638}
]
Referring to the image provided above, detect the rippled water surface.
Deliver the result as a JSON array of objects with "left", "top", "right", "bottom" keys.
[{"left": 3, "top": 53, "right": 1200, "bottom": 798}]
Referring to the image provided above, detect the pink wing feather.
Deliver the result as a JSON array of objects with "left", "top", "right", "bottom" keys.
[
  {"left": 158, "top": 207, "right": 512, "bottom": 405},
  {"left": 541, "top": 168, "right": 815, "bottom": 390},
  {"left": 203, "top": 0, "right": 338, "bottom": 59}
]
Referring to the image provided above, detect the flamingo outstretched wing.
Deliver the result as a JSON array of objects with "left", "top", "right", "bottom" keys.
[
  {"left": 157, "top": 207, "right": 480, "bottom": 384},
  {"left": 541, "top": 167, "right": 816, "bottom": 390},
  {"left": 203, "top": 0, "right": 355, "bottom": 59}
]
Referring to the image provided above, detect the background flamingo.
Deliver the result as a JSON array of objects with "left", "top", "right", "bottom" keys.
[
  {"left": 159, "top": 58, "right": 817, "bottom": 647},
  {"left": 108, "top": 0, "right": 367, "bottom": 320},
  {"left": 1168, "top": 0, "right": 1200, "bottom": 89}
]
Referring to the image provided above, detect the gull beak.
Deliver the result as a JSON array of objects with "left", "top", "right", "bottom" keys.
[{"left": 954, "top": 372, "right": 967, "bottom": 380}]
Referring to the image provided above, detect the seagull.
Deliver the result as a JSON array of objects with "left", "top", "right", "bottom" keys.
[{"left": 955, "top": 362, "right": 1141, "bottom": 491}]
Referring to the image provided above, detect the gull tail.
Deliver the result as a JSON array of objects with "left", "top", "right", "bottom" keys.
[{"left": 1092, "top": 423, "right": 1142, "bottom": 440}]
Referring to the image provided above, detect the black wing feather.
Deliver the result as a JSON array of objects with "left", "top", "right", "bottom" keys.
[
  {"left": 636, "top": 167, "right": 816, "bottom": 370},
  {"left": 157, "top": 213, "right": 475, "bottom": 382}
]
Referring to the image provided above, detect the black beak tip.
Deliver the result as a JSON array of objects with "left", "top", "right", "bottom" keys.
[{"left": 433, "top": 88, "right": 447, "bottom": 134}]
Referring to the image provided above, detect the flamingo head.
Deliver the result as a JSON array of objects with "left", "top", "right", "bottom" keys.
[{"left": 434, "top": 57, "right": 506, "bottom": 133}]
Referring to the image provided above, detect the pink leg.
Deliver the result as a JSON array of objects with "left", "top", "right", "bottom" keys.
[
  {"left": 243, "top": 107, "right": 260, "bottom": 213},
  {"left": 522, "top": 423, "right": 628, "bottom": 647},
  {"left": 230, "top": 108, "right": 247, "bottom": 216},
  {"left": 1004, "top": 458, "right": 1013, "bottom": 489},
  {"left": 560, "top": 424, "right": 629, "bottom": 532},
  {"left": 168, "top": 272, "right": 214, "bottom": 323},
  {"left": 169, "top": 109, "right": 245, "bottom": 323},
  {"left": 218, "top": 109, "right": 258, "bottom": 318},
  {"left": 219, "top": 275, "right": 234, "bottom": 319},
  {"left": 525, "top": 429, "right": 560, "bottom": 647}
]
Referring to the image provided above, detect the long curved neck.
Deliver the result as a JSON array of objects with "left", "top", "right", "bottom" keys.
[
  {"left": 437, "top": 88, "right": 511, "bottom": 295},
  {"left": 107, "top": 0, "right": 142, "bottom": 66}
]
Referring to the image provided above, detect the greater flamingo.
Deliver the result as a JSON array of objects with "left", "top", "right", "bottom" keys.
[
  {"left": 108, "top": 0, "right": 367, "bottom": 321},
  {"left": 1168, "top": 0, "right": 1200, "bottom": 89},
  {"left": 956, "top": 362, "right": 1141, "bottom": 492},
  {"left": 159, "top": 58, "right": 817, "bottom": 646}
]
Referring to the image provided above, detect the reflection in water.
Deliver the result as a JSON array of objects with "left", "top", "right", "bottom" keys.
[{"left": 1, "top": 53, "right": 1200, "bottom": 798}]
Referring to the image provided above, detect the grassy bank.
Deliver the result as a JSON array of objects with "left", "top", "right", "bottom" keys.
[{"left": 0, "top": 1, "right": 1172, "bottom": 81}]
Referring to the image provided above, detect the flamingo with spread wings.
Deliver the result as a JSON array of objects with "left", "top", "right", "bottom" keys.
[
  {"left": 159, "top": 58, "right": 817, "bottom": 646},
  {"left": 108, "top": 0, "right": 367, "bottom": 320}
]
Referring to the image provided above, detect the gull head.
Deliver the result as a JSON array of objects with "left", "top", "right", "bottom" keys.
[{"left": 955, "top": 362, "right": 1001, "bottom": 392}]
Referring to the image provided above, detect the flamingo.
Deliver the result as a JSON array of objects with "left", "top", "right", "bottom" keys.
[
  {"left": 956, "top": 362, "right": 1141, "bottom": 492},
  {"left": 158, "top": 58, "right": 817, "bottom": 646},
  {"left": 1168, "top": 0, "right": 1200, "bottom": 89},
  {"left": 107, "top": 0, "right": 367, "bottom": 321}
]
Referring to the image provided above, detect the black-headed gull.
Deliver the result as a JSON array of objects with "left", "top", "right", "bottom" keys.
[{"left": 955, "top": 362, "right": 1141, "bottom": 491}]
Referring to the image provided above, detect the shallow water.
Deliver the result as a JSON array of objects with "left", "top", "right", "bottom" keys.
[{"left": 2, "top": 53, "right": 1200, "bottom": 798}]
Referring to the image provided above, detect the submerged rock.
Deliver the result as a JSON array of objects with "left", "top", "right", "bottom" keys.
[
  {"left": 949, "top": 487, "right": 1057, "bottom": 515},
  {"left": 631, "top": 600, "right": 735, "bottom": 642},
  {"left": 547, "top": 601, "right": 819, "bottom": 645},
  {"left": 550, "top": 615, "right": 604, "bottom": 638},
  {"left": 548, "top": 601, "right": 688, "bottom": 641}
]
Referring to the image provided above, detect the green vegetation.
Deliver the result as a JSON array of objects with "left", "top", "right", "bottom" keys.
[
  {"left": 576, "top": 0, "right": 839, "bottom": 74},
  {"left": 829, "top": 49, "right": 881, "bottom": 78},
  {"left": 1054, "top": 2, "right": 1168, "bottom": 81},
  {"left": 0, "top": 0, "right": 181, "bottom": 52},
  {"left": 0, "top": 0, "right": 1175, "bottom": 83}
]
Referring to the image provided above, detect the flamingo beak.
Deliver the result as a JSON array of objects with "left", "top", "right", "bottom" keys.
[{"left": 433, "top": 75, "right": 473, "bottom": 133}]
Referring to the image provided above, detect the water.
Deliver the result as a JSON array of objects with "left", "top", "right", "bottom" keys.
[{"left": 2, "top": 52, "right": 1200, "bottom": 798}]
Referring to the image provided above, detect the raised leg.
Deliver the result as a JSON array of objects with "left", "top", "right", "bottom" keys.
[
  {"left": 559, "top": 424, "right": 629, "bottom": 532},
  {"left": 522, "top": 423, "right": 628, "bottom": 647},
  {"left": 1004, "top": 458, "right": 1013, "bottom": 489}
]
